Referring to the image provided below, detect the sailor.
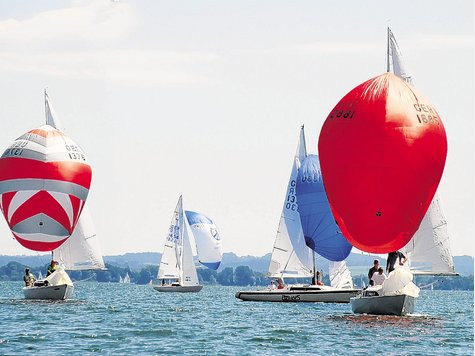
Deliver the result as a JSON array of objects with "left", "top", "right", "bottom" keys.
[
  {"left": 386, "top": 251, "right": 407, "bottom": 274},
  {"left": 276, "top": 278, "right": 285, "bottom": 289},
  {"left": 316, "top": 271, "right": 324, "bottom": 286},
  {"left": 372, "top": 267, "right": 387, "bottom": 286},
  {"left": 367, "top": 259, "right": 379, "bottom": 286},
  {"left": 46, "top": 260, "right": 58, "bottom": 277},
  {"left": 23, "top": 268, "right": 36, "bottom": 287}
]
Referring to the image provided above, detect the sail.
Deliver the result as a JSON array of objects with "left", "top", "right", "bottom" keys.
[
  {"left": 388, "top": 28, "right": 412, "bottom": 84},
  {"left": 388, "top": 29, "right": 455, "bottom": 276},
  {"left": 329, "top": 261, "right": 354, "bottom": 289},
  {"left": 0, "top": 125, "right": 92, "bottom": 251},
  {"left": 45, "top": 91, "right": 105, "bottom": 269},
  {"left": 181, "top": 215, "right": 200, "bottom": 286},
  {"left": 185, "top": 211, "right": 222, "bottom": 270},
  {"left": 296, "top": 155, "right": 352, "bottom": 261},
  {"left": 52, "top": 205, "right": 105, "bottom": 270},
  {"left": 157, "top": 197, "right": 183, "bottom": 280},
  {"left": 400, "top": 195, "right": 456, "bottom": 275},
  {"left": 45, "top": 90, "right": 64, "bottom": 130},
  {"left": 268, "top": 126, "right": 314, "bottom": 278}
]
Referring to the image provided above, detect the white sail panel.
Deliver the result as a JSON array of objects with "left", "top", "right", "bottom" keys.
[
  {"left": 158, "top": 197, "right": 183, "bottom": 280},
  {"left": 181, "top": 216, "right": 200, "bottom": 286},
  {"left": 53, "top": 204, "right": 105, "bottom": 270},
  {"left": 388, "top": 28, "right": 412, "bottom": 84},
  {"left": 185, "top": 211, "right": 223, "bottom": 270},
  {"left": 45, "top": 90, "right": 64, "bottom": 131},
  {"left": 401, "top": 194, "right": 456, "bottom": 275},
  {"left": 329, "top": 261, "right": 354, "bottom": 289},
  {"left": 268, "top": 126, "right": 314, "bottom": 278}
]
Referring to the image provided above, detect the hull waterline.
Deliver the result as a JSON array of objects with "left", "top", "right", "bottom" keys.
[
  {"left": 235, "top": 287, "right": 360, "bottom": 303},
  {"left": 153, "top": 285, "right": 203, "bottom": 293},
  {"left": 350, "top": 294, "right": 416, "bottom": 316},
  {"left": 23, "top": 284, "right": 74, "bottom": 300}
]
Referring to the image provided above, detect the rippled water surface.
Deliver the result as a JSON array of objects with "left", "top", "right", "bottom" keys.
[{"left": 0, "top": 282, "right": 472, "bottom": 355}]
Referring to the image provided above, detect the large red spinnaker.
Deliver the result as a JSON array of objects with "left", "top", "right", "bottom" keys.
[
  {"left": 318, "top": 73, "right": 447, "bottom": 253},
  {"left": 0, "top": 125, "right": 92, "bottom": 251}
]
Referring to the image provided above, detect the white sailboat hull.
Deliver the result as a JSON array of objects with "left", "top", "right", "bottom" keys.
[
  {"left": 153, "top": 285, "right": 203, "bottom": 293},
  {"left": 350, "top": 294, "right": 416, "bottom": 316},
  {"left": 23, "top": 284, "right": 74, "bottom": 300},
  {"left": 235, "top": 285, "right": 360, "bottom": 303}
]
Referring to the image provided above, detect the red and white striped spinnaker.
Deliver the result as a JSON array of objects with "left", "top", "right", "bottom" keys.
[{"left": 0, "top": 125, "right": 92, "bottom": 251}]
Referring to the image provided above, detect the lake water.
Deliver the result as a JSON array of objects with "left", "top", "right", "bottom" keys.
[{"left": 0, "top": 282, "right": 472, "bottom": 355}]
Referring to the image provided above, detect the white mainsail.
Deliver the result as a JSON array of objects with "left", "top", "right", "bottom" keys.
[
  {"left": 329, "top": 261, "right": 354, "bottom": 289},
  {"left": 158, "top": 196, "right": 200, "bottom": 286},
  {"left": 181, "top": 216, "right": 200, "bottom": 286},
  {"left": 46, "top": 91, "right": 105, "bottom": 271},
  {"left": 158, "top": 197, "right": 183, "bottom": 280},
  {"left": 268, "top": 126, "right": 314, "bottom": 278},
  {"left": 388, "top": 28, "right": 456, "bottom": 276}
]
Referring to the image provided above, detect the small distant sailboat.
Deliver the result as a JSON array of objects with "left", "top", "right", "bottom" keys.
[
  {"left": 236, "top": 127, "right": 360, "bottom": 303},
  {"left": 23, "top": 91, "right": 104, "bottom": 300},
  {"left": 123, "top": 273, "right": 131, "bottom": 284},
  {"left": 119, "top": 275, "right": 124, "bottom": 283},
  {"left": 37, "top": 271, "right": 43, "bottom": 280},
  {"left": 350, "top": 28, "right": 456, "bottom": 316},
  {"left": 153, "top": 196, "right": 203, "bottom": 293}
]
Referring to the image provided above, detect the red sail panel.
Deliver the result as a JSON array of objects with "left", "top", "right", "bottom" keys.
[{"left": 318, "top": 73, "right": 447, "bottom": 253}]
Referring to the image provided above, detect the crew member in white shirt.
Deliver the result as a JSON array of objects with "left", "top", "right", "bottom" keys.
[{"left": 372, "top": 267, "right": 387, "bottom": 286}]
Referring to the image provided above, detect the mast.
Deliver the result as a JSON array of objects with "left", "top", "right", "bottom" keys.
[
  {"left": 386, "top": 27, "right": 391, "bottom": 72},
  {"left": 311, "top": 250, "right": 316, "bottom": 285}
]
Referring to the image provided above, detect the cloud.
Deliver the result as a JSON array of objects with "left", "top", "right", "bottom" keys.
[{"left": 0, "top": 0, "right": 219, "bottom": 86}]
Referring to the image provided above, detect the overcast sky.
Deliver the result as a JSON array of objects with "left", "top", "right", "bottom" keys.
[{"left": 0, "top": 0, "right": 473, "bottom": 258}]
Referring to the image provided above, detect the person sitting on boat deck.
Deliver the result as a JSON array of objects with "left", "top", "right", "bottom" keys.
[
  {"left": 316, "top": 271, "right": 324, "bottom": 286},
  {"left": 276, "top": 278, "right": 285, "bottom": 289},
  {"left": 372, "top": 267, "right": 387, "bottom": 286},
  {"left": 386, "top": 251, "right": 407, "bottom": 274},
  {"left": 23, "top": 268, "right": 36, "bottom": 287},
  {"left": 367, "top": 259, "right": 379, "bottom": 286},
  {"left": 46, "top": 260, "right": 59, "bottom": 277}
]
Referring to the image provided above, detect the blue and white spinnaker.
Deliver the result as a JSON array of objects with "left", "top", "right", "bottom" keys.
[{"left": 185, "top": 211, "right": 223, "bottom": 270}]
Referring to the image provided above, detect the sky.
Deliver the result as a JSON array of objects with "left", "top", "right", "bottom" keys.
[{"left": 0, "top": 0, "right": 473, "bottom": 258}]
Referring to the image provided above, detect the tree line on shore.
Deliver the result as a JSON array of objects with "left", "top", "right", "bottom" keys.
[{"left": 0, "top": 261, "right": 472, "bottom": 290}]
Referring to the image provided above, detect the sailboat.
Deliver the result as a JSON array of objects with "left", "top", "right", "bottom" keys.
[
  {"left": 23, "top": 91, "right": 105, "bottom": 300},
  {"left": 123, "top": 272, "right": 131, "bottom": 284},
  {"left": 350, "top": 28, "right": 456, "bottom": 316},
  {"left": 235, "top": 126, "right": 360, "bottom": 303},
  {"left": 153, "top": 195, "right": 203, "bottom": 293},
  {"left": 119, "top": 275, "right": 124, "bottom": 283}
]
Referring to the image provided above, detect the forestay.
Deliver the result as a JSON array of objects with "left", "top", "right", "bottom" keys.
[
  {"left": 389, "top": 29, "right": 455, "bottom": 276},
  {"left": 296, "top": 155, "right": 352, "bottom": 261},
  {"left": 329, "top": 261, "right": 354, "bottom": 289},
  {"left": 46, "top": 91, "right": 105, "bottom": 270},
  {"left": 185, "top": 211, "right": 223, "bottom": 270},
  {"left": 268, "top": 126, "right": 314, "bottom": 278}
]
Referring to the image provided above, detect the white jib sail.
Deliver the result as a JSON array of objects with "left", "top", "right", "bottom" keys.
[
  {"left": 388, "top": 29, "right": 456, "bottom": 276},
  {"left": 401, "top": 195, "right": 456, "bottom": 275},
  {"left": 158, "top": 196, "right": 183, "bottom": 280},
  {"left": 181, "top": 214, "right": 200, "bottom": 286},
  {"left": 329, "top": 261, "right": 354, "bottom": 289},
  {"left": 53, "top": 206, "right": 105, "bottom": 270},
  {"left": 47, "top": 91, "right": 105, "bottom": 270},
  {"left": 268, "top": 126, "right": 314, "bottom": 278},
  {"left": 185, "top": 211, "right": 223, "bottom": 270}
]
